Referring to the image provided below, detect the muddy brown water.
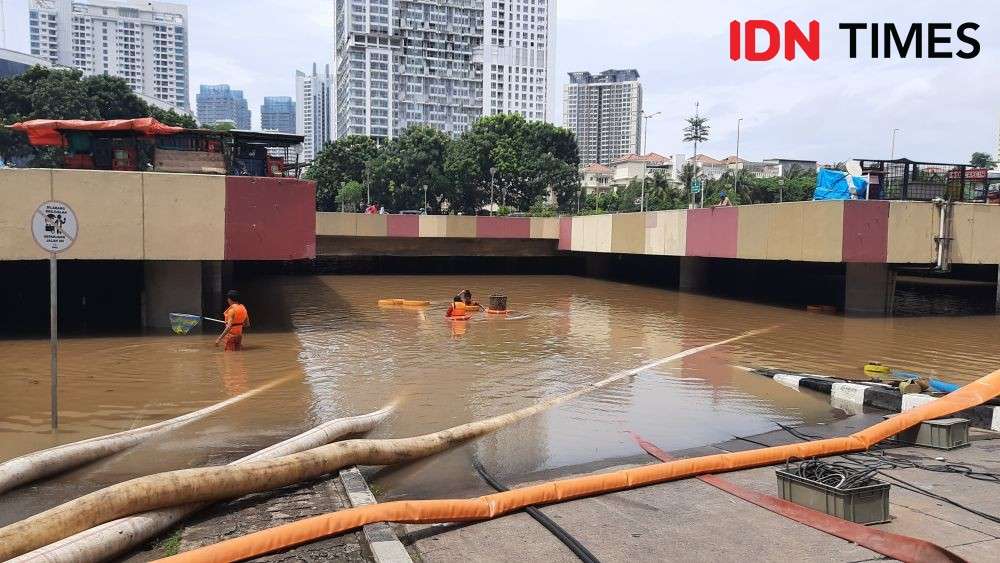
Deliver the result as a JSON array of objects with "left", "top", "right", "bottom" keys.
[{"left": 2, "top": 274, "right": 1000, "bottom": 526}]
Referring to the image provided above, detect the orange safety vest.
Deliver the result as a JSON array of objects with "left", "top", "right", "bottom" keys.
[{"left": 225, "top": 303, "right": 249, "bottom": 335}]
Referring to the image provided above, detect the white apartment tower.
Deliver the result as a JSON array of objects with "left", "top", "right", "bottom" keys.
[
  {"left": 564, "top": 69, "right": 642, "bottom": 166},
  {"left": 296, "top": 63, "right": 334, "bottom": 163},
  {"left": 333, "top": 0, "right": 555, "bottom": 140},
  {"left": 28, "top": 0, "right": 190, "bottom": 111}
]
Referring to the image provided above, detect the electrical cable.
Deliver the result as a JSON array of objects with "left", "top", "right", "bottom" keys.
[{"left": 472, "top": 459, "right": 601, "bottom": 563}]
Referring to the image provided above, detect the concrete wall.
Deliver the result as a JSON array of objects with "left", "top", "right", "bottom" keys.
[
  {"left": 225, "top": 176, "right": 316, "bottom": 260},
  {"left": 951, "top": 203, "right": 1000, "bottom": 264},
  {"left": 144, "top": 172, "right": 226, "bottom": 260},
  {"left": 316, "top": 213, "right": 559, "bottom": 241},
  {"left": 0, "top": 169, "right": 314, "bottom": 261},
  {"left": 887, "top": 201, "right": 937, "bottom": 264},
  {"left": 143, "top": 261, "right": 202, "bottom": 328}
]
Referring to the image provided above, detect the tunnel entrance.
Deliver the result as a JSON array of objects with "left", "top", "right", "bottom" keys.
[{"left": 0, "top": 260, "right": 144, "bottom": 335}]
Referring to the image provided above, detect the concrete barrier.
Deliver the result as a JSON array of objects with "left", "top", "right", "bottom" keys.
[{"left": 0, "top": 169, "right": 313, "bottom": 261}]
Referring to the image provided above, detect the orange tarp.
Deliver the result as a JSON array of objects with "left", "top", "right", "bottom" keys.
[
  {"left": 162, "top": 367, "right": 1000, "bottom": 563},
  {"left": 9, "top": 117, "right": 185, "bottom": 146}
]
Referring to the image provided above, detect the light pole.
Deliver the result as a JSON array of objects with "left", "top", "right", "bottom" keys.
[
  {"left": 641, "top": 111, "right": 661, "bottom": 212},
  {"left": 365, "top": 160, "right": 371, "bottom": 205},
  {"left": 489, "top": 167, "right": 497, "bottom": 216},
  {"left": 889, "top": 128, "right": 900, "bottom": 160},
  {"left": 423, "top": 184, "right": 428, "bottom": 214},
  {"left": 733, "top": 117, "right": 743, "bottom": 197}
]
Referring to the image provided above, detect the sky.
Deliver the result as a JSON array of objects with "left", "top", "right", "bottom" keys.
[{"left": 3, "top": 0, "right": 998, "bottom": 163}]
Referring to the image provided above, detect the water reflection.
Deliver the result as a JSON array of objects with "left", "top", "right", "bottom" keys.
[{"left": 2, "top": 274, "right": 999, "bottom": 506}]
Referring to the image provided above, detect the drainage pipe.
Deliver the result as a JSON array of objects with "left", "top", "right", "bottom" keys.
[
  {"left": 0, "top": 328, "right": 769, "bottom": 560},
  {"left": 9, "top": 405, "right": 394, "bottom": 563},
  {"left": 0, "top": 373, "right": 296, "bottom": 496},
  {"left": 933, "top": 198, "right": 952, "bottom": 272},
  {"left": 157, "top": 366, "right": 1000, "bottom": 563}
]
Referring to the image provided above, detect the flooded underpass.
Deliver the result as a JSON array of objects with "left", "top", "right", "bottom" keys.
[{"left": 3, "top": 274, "right": 1000, "bottom": 533}]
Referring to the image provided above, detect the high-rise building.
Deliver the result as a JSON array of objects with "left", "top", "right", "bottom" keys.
[
  {"left": 563, "top": 69, "right": 643, "bottom": 166},
  {"left": 196, "top": 84, "right": 251, "bottom": 130},
  {"left": 333, "top": 0, "right": 555, "bottom": 140},
  {"left": 28, "top": 0, "right": 190, "bottom": 111},
  {"left": 261, "top": 96, "right": 296, "bottom": 134},
  {"left": 296, "top": 64, "right": 333, "bottom": 163}
]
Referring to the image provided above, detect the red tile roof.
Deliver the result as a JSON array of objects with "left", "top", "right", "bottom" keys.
[
  {"left": 610, "top": 152, "right": 670, "bottom": 165},
  {"left": 581, "top": 163, "right": 612, "bottom": 174}
]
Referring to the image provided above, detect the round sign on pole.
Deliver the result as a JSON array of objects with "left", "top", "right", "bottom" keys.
[{"left": 32, "top": 201, "right": 78, "bottom": 254}]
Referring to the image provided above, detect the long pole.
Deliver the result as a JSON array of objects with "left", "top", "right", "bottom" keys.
[
  {"left": 490, "top": 168, "right": 496, "bottom": 216},
  {"left": 423, "top": 184, "right": 428, "bottom": 213},
  {"left": 50, "top": 252, "right": 58, "bottom": 430},
  {"left": 733, "top": 117, "right": 742, "bottom": 197},
  {"left": 642, "top": 117, "right": 649, "bottom": 212},
  {"left": 365, "top": 161, "right": 371, "bottom": 205},
  {"left": 889, "top": 128, "right": 900, "bottom": 160}
]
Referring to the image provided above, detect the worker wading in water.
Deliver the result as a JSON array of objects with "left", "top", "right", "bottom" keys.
[
  {"left": 215, "top": 290, "right": 250, "bottom": 351},
  {"left": 456, "top": 289, "right": 483, "bottom": 311}
]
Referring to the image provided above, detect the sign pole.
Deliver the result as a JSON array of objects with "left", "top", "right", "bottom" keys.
[
  {"left": 32, "top": 200, "right": 76, "bottom": 432},
  {"left": 50, "top": 252, "right": 58, "bottom": 430}
]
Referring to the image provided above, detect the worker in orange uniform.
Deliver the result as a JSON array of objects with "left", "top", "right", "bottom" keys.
[
  {"left": 445, "top": 296, "right": 467, "bottom": 318},
  {"left": 215, "top": 290, "right": 250, "bottom": 351},
  {"left": 456, "top": 289, "right": 483, "bottom": 311}
]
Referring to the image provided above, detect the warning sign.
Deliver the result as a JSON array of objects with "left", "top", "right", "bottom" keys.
[{"left": 31, "top": 201, "right": 78, "bottom": 254}]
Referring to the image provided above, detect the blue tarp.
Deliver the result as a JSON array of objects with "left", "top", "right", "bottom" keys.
[{"left": 814, "top": 168, "right": 869, "bottom": 200}]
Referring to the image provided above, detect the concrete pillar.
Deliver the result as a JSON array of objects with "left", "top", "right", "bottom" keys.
[
  {"left": 679, "top": 256, "right": 709, "bottom": 292},
  {"left": 845, "top": 263, "right": 895, "bottom": 316},
  {"left": 996, "top": 265, "right": 1000, "bottom": 314},
  {"left": 201, "top": 260, "right": 232, "bottom": 318},
  {"left": 142, "top": 261, "right": 203, "bottom": 329}
]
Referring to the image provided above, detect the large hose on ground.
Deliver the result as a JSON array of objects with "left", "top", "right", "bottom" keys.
[
  {"left": 0, "top": 329, "right": 767, "bottom": 560},
  {"left": 0, "top": 374, "right": 295, "bottom": 496},
  {"left": 157, "top": 367, "right": 1000, "bottom": 563},
  {"left": 9, "top": 405, "right": 395, "bottom": 563}
]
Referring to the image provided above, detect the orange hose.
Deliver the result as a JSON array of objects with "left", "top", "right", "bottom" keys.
[{"left": 162, "top": 368, "right": 1000, "bottom": 563}]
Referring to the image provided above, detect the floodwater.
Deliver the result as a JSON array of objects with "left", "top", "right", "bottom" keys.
[{"left": 3, "top": 274, "right": 1000, "bottom": 522}]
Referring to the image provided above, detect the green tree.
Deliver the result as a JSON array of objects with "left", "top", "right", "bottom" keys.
[
  {"left": 335, "top": 180, "right": 366, "bottom": 211},
  {"left": 970, "top": 152, "right": 995, "bottom": 168},
  {"left": 205, "top": 121, "right": 236, "bottom": 132},
  {"left": 149, "top": 106, "right": 197, "bottom": 128},
  {"left": 444, "top": 114, "right": 579, "bottom": 214},
  {"left": 305, "top": 135, "right": 379, "bottom": 211},
  {"left": 369, "top": 125, "right": 451, "bottom": 212},
  {"left": 0, "top": 66, "right": 198, "bottom": 164}
]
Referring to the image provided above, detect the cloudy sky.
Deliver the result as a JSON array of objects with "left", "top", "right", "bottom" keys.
[{"left": 3, "top": 0, "right": 998, "bottom": 163}]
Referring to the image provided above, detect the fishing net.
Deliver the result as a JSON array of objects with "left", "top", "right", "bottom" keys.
[{"left": 169, "top": 313, "right": 203, "bottom": 335}]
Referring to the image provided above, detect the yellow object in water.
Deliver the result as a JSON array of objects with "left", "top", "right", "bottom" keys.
[
  {"left": 379, "top": 299, "right": 428, "bottom": 307},
  {"left": 864, "top": 362, "right": 891, "bottom": 374}
]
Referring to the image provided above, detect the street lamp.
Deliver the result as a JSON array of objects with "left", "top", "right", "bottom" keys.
[
  {"left": 489, "top": 167, "right": 497, "bottom": 216},
  {"left": 423, "top": 184, "right": 428, "bottom": 214},
  {"left": 889, "top": 128, "right": 901, "bottom": 160},
  {"left": 641, "top": 111, "right": 661, "bottom": 212},
  {"left": 365, "top": 159, "right": 372, "bottom": 205},
  {"left": 733, "top": 117, "right": 743, "bottom": 197}
]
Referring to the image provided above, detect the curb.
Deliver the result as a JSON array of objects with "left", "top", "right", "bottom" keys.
[
  {"left": 750, "top": 367, "right": 1000, "bottom": 432},
  {"left": 339, "top": 466, "right": 413, "bottom": 563}
]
